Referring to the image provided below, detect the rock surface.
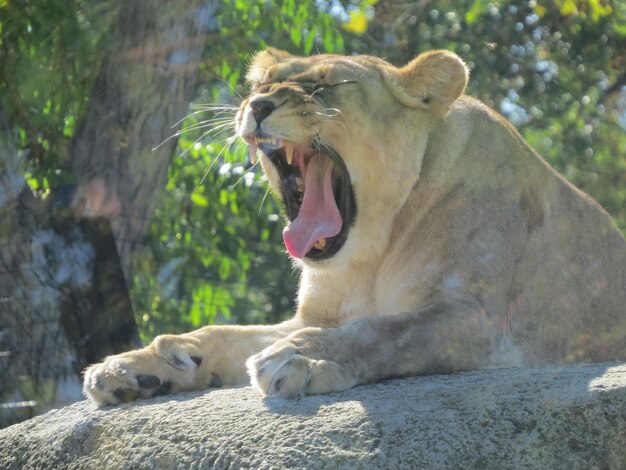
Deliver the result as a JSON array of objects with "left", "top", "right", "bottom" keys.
[{"left": 1, "top": 363, "right": 625, "bottom": 470}]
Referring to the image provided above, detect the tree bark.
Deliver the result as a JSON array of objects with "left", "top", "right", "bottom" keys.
[
  {"left": 0, "top": 0, "right": 209, "bottom": 427},
  {"left": 70, "top": 0, "right": 209, "bottom": 280}
]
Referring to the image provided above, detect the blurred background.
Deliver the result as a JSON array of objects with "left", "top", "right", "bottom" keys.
[{"left": 0, "top": 0, "right": 624, "bottom": 427}]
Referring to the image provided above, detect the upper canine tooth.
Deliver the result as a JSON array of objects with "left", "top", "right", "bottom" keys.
[
  {"left": 285, "top": 140, "right": 294, "bottom": 165},
  {"left": 249, "top": 142, "right": 258, "bottom": 164}
]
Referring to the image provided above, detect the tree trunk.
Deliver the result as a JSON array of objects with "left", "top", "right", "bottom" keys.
[
  {"left": 70, "top": 0, "right": 208, "bottom": 280},
  {"left": 0, "top": 0, "right": 209, "bottom": 427}
]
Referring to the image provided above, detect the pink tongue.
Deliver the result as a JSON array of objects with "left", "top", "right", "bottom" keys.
[{"left": 283, "top": 153, "right": 342, "bottom": 258}]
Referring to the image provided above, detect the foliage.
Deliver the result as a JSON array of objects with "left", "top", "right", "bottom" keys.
[
  {"left": 0, "top": 0, "right": 115, "bottom": 194},
  {"left": 131, "top": 128, "right": 298, "bottom": 339}
]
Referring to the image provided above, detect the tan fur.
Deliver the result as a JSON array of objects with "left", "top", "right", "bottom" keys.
[{"left": 84, "top": 50, "right": 626, "bottom": 405}]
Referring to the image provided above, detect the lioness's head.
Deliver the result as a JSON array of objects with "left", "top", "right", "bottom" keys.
[{"left": 236, "top": 48, "right": 468, "bottom": 266}]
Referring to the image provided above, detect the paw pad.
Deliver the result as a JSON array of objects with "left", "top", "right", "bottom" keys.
[
  {"left": 136, "top": 374, "right": 161, "bottom": 389},
  {"left": 152, "top": 381, "right": 172, "bottom": 397}
]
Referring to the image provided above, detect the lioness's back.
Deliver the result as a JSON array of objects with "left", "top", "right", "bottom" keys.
[{"left": 432, "top": 96, "right": 626, "bottom": 362}]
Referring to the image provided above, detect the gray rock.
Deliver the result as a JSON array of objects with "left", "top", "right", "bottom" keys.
[{"left": 1, "top": 363, "right": 625, "bottom": 470}]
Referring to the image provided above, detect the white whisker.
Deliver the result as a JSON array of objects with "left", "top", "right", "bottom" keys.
[
  {"left": 152, "top": 121, "right": 235, "bottom": 151},
  {"left": 181, "top": 120, "right": 236, "bottom": 135},
  {"left": 171, "top": 105, "right": 237, "bottom": 128},
  {"left": 313, "top": 134, "right": 321, "bottom": 154},
  {"left": 191, "top": 103, "right": 238, "bottom": 110},
  {"left": 217, "top": 78, "right": 244, "bottom": 101},
  {"left": 313, "top": 108, "right": 342, "bottom": 117},
  {"left": 154, "top": 111, "right": 237, "bottom": 151},
  {"left": 258, "top": 184, "right": 272, "bottom": 216},
  {"left": 153, "top": 131, "right": 185, "bottom": 151},
  {"left": 319, "top": 118, "right": 348, "bottom": 136},
  {"left": 199, "top": 134, "right": 239, "bottom": 184},
  {"left": 230, "top": 157, "right": 259, "bottom": 189}
]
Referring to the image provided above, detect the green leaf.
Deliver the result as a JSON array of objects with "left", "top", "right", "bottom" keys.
[
  {"left": 559, "top": 0, "right": 578, "bottom": 16},
  {"left": 465, "top": 0, "right": 489, "bottom": 24},
  {"left": 304, "top": 26, "right": 317, "bottom": 55},
  {"left": 218, "top": 257, "right": 231, "bottom": 280},
  {"left": 290, "top": 25, "right": 302, "bottom": 47},
  {"left": 189, "top": 303, "right": 202, "bottom": 327},
  {"left": 614, "top": 22, "right": 626, "bottom": 37},
  {"left": 220, "top": 59, "right": 231, "bottom": 80},
  {"left": 323, "top": 28, "right": 333, "bottom": 51},
  {"left": 191, "top": 192, "right": 209, "bottom": 207},
  {"left": 63, "top": 114, "right": 75, "bottom": 137}
]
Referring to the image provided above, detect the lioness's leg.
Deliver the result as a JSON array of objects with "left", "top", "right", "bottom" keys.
[
  {"left": 84, "top": 321, "right": 298, "bottom": 405},
  {"left": 247, "top": 301, "right": 496, "bottom": 397}
]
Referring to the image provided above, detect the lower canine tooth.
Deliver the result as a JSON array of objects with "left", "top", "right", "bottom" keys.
[{"left": 314, "top": 238, "right": 326, "bottom": 250}]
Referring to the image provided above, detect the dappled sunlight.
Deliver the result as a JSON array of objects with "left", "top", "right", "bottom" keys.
[{"left": 588, "top": 364, "right": 626, "bottom": 393}]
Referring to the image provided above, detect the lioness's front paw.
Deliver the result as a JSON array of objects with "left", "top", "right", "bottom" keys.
[
  {"left": 246, "top": 328, "right": 357, "bottom": 398},
  {"left": 83, "top": 334, "right": 207, "bottom": 406}
]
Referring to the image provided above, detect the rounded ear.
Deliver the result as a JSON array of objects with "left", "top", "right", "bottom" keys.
[
  {"left": 246, "top": 48, "right": 294, "bottom": 85},
  {"left": 379, "top": 50, "right": 469, "bottom": 115}
]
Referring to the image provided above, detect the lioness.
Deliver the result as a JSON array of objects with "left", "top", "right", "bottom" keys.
[{"left": 84, "top": 49, "right": 626, "bottom": 405}]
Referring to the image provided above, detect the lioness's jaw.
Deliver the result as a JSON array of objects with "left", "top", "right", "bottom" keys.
[{"left": 253, "top": 138, "right": 356, "bottom": 261}]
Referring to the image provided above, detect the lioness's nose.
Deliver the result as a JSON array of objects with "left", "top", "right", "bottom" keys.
[{"left": 249, "top": 98, "right": 275, "bottom": 125}]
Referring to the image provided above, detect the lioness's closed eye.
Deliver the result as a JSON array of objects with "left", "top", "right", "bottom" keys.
[{"left": 83, "top": 49, "right": 626, "bottom": 405}]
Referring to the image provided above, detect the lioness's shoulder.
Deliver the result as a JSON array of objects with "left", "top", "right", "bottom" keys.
[
  {"left": 443, "top": 95, "right": 534, "bottom": 156},
  {"left": 449, "top": 95, "right": 512, "bottom": 127}
]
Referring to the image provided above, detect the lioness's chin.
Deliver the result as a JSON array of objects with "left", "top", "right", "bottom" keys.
[{"left": 246, "top": 135, "right": 356, "bottom": 261}]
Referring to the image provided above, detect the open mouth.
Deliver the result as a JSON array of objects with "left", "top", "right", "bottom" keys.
[{"left": 247, "top": 136, "right": 356, "bottom": 260}]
